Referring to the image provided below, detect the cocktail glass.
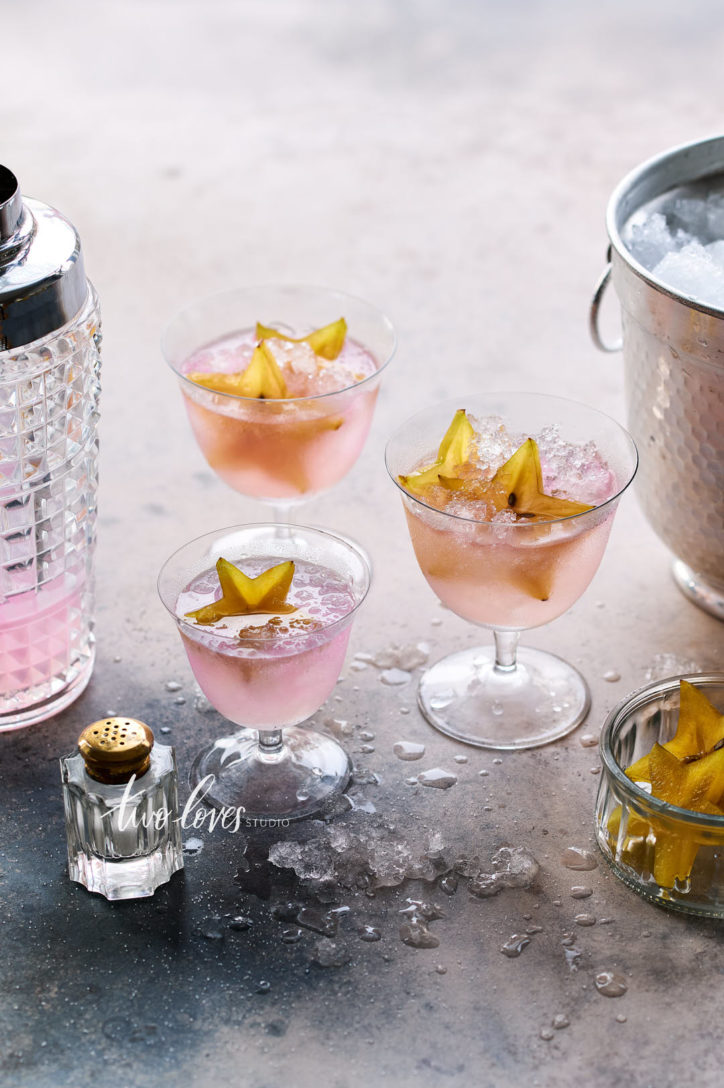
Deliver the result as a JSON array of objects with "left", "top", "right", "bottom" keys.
[
  {"left": 161, "top": 285, "right": 396, "bottom": 521},
  {"left": 158, "top": 523, "right": 371, "bottom": 819},
  {"left": 385, "top": 393, "right": 638, "bottom": 750}
]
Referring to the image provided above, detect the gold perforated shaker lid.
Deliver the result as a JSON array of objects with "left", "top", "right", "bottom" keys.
[{"left": 78, "top": 718, "right": 154, "bottom": 784}]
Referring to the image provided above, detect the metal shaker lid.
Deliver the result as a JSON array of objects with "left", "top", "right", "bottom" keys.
[
  {"left": 0, "top": 165, "right": 89, "bottom": 352},
  {"left": 78, "top": 718, "right": 155, "bottom": 784}
]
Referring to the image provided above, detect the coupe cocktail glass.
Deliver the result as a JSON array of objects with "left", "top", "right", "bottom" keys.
[
  {"left": 158, "top": 524, "right": 371, "bottom": 819},
  {"left": 161, "top": 285, "right": 395, "bottom": 520},
  {"left": 386, "top": 393, "right": 638, "bottom": 750}
]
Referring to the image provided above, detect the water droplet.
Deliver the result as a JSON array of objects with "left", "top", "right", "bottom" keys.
[
  {"left": 399, "top": 706, "right": 411, "bottom": 715},
  {"left": 183, "top": 837, "right": 204, "bottom": 857},
  {"left": 417, "top": 768, "right": 457, "bottom": 789},
  {"left": 256, "top": 980, "right": 271, "bottom": 994},
  {"left": 431, "top": 617, "right": 443, "bottom": 626},
  {"left": 564, "top": 946, "right": 582, "bottom": 971},
  {"left": 478, "top": 769, "right": 489, "bottom": 777},
  {"left": 439, "top": 873, "right": 458, "bottom": 896},
  {"left": 271, "top": 901, "right": 300, "bottom": 922},
  {"left": 312, "top": 938, "right": 348, "bottom": 967},
  {"left": 491, "top": 701, "right": 504, "bottom": 716},
  {"left": 552, "top": 1014, "right": 570, "bottom": 1030},
  {"left": 493, "top": 758, "right": 503, "bottom": 765},
  {"left": 561, "top": 846, "right": 598, "bottom": 871},
  {"left": 574, "top": 913, "right": 596, "bottom": 927},
  {"left": 201, "top": 920, "right": 224, "bottom": 941},
  {"left": 405, "top": 776, "right": 418, "bottom": 786},
  {"left": 590, "top": 766, "right": 601, "bottom": 775},
  {"left": 160, "top": 726, "right": 172, "bottom": 735},
  {"left": 400, "top": 921, "right": 439, "bottom": 949},
  {"left": 435, "top": 964, "right": 447, "bottom": 974},
  {"left": 526, "top": 924, "right": 543, "bottom": 935},
  {"left": 297, "top": 907, "right": 337, "bottom": 938},
  {"left": 603, "top": 670, "right": 621, "bottom": 683},
  {"left": 360, "top": 730, "right": 376, "bottom": 742},
  {"left": 579, "top": 733, "right": 599, "bottom": 748},
  {"left": 429, "top": 689, "right": 454, "bottom": 709},
  {"left": 380, "top": 668, "right": 412, "bottom": 686},
  {"left": 113, "top": 655, "right": 122, "bottom": 663},
  {"left": 453, "top": 755, "right": 468, "bottom": 764},
  {"left": 174, "top": 696, "right": 186, "bottom": 705},
  {"left": 165, "top": 680, "right": 182, "bottom": 692},
  {"left": 229, "top": 916, "right": 253, "bottom": 931},
  {"left": 594, "top": 970, "right": 628, "bottom": 998},
  {"left": 540, "top": 1027, "right": 554, "bottom": 1041},
  {"left": 358, "top": 925, "right": 381, "bottom": 943},
  {"left": 616, "top": 1014, "right": 627, "bottom": 1023},
  {"left": 570, "top": 886, "right": 593, "bottom": 899},
  {"left": 393, "top": 741, "right": 426, "bottom": 761},
  {"left": 194, "top": 692, "right": 213, "bottom": 714},
  {"left": 281, "top": 927, "right": 303, "bottom": 944},
  {"left": 358, "top": 744, "right": 376, "bottom": 754},
  {"left": 500, "top": 934, "right": 531, "bottom": 958}
]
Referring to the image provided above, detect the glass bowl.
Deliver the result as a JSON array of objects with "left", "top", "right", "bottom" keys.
[{"left": 595, "top": 673, "right": 724, "bottom": 917}]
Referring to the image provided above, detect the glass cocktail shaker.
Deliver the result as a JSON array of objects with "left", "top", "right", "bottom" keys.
[{"left": 0, "top": 166, "right": 101, "bottom": 729}]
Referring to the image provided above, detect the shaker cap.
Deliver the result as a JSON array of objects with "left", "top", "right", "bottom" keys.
[
  {"left": 0, "top": 165, "right": 88, "bottom": 351},
  {"left": 78, "top": 718, "right": 155, "bottom": 784}
]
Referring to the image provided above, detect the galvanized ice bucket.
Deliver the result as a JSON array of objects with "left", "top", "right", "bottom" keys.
[{"left": 590, "top": 135, "right": 724, "bottom": 620}]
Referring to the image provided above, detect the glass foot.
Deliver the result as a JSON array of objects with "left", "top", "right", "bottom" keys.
[
  {"left": 189, "top": 725, "right": 352, "bottom": 821},
  {"left": 672, "top": 560, "right": 724, "bottom": 622},
  {"left": 418, "top": 646, "right": 591, "bottom": 750}
]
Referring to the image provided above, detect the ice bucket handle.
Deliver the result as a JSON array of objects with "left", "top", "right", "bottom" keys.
[{"left": 589, "top": 253, "right": 623, "bottom": 353}]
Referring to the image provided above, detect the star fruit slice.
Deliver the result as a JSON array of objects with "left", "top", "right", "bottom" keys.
[
  {"left": 399, "top": 409, "right": 475, "bottom": 491},
  {"left": 646, "top": 742, "right": 724, "bottom": 887},
  {"left": 186, "top": 342, "right": 288, "bottom": 399},
  {"left": 255, "top": 317, "right": 348, "bottom": 360},
  {"left": 488, "top": 438, "right": 594, "bottom": 520},
  {"left": 185, "top": 558, "right": 297, "bottom": 624},
  {"left": 626, "top": 680, "right": 724, "bottom": 784}
]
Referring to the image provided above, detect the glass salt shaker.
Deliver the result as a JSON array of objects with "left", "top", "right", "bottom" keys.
[
  {"left": 60, "top": 717, "right": 184, "bottom": 900},
  {"left": 0, "top": 165, "right": 101, "bottom": 730}
]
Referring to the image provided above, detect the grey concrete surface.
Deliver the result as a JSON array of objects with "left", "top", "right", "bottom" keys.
[{"left": 1, "top": 1, "right": 724, "bottom": 1086}]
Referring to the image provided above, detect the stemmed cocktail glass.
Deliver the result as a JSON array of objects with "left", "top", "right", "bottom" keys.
[
  {"left": 386, "top": 393, "right": 638, "bottom": 750},
  {"left": 158, "top": 524, "right": 371, "bottom": 819},
  {"left": 161, "top": 285, "right": 396, "bottom": 522}
]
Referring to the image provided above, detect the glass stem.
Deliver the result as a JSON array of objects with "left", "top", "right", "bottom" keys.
[
  {"left": 270, "top": 502, "right": 296, "bottom": 533},
  {"left": 257, "top": 728, "right": 284, "bottom": 759},
  {"left": 493, "top": 629, "right": 520, "bottom": 673}
]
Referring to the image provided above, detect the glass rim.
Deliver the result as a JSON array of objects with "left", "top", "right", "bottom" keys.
[
  {"left": 161, "top": 282, "right": 397, "bottom": 405},
  {"left": 157, "top": 521, "right": 373, "bottom": 638},
  {"left": 384, "top": 391, "right": 639, "bottom": 528},
  {"left": 599, "top": 672, "right": 724, "bottom": 828}
]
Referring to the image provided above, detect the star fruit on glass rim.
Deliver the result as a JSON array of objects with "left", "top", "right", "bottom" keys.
[
  {"left": 186, "top": 340, "right": 288, "bottom": 399},
  {"left": 255, "top": 317, "right": 348, "bottom": 360},
  {"left": 185, "top": 558, "right": 298, "bottom": 625},
  {"left": 399, "top": 410, "right": 594, "bottom": 522}
]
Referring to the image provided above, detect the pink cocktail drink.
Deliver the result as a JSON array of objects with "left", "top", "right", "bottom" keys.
[
  {"left": 176, "top": 557, "right": 356, "bottom": 728},
  {"left": 0, "top": 572, "right": 88, "bottom": 728},
  {"left": 386, "top": 394, "right": 638, "bottom": 750},
  {"left": 404, "top": 423, "right": 620, "bottom": 630},
  {"left": 158, "top": 523, "right": 372, "bottom": 818},
  {"left": 180, "top": 331, "right": 381, "bottom": 499}
]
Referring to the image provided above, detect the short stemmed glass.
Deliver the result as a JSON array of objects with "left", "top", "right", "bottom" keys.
[
  {"left": 161, "top": 284, "right": 396, "bottom": 523},
  {"left": 386, "top": 393, "right": 638, "bottom": 750},
  {"left": 158, "top": 524, "right": 371, "bottom": 819}
]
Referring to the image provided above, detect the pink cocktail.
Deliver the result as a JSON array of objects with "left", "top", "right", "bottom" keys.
[
  {"left": 162, "top": 286, "right": 395, "bottom": 509},
  {"left": 386, "top": 393, "right": 638, "bottom": 750},
  {"left": 158, "top": 524, "right": 371, "bottom": 819}
]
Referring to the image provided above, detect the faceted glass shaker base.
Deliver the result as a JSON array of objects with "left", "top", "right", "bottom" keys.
[
  {"left": 68, "top": 842, "right": 184, "bottom": 901},
  {"left": 418, "top": 646, "right": 591, "bottom": 750},
  {"left": 0, "top": 645, "right": 95, "bottom": 732},
  {"left": 190, "top": 724, "right": 352, "bottom": 820},
  {"left": 672, "top": 559, "right": 724, "bottom": 622}
]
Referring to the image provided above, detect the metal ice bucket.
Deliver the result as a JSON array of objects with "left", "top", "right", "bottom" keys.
[{"left": 590, "top": 135, "right": 724, "bottom": 620}]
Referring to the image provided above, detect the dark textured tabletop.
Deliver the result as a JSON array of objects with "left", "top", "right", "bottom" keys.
[{"left": 2, "top": 2, "right": 723, "bottom": 1085}]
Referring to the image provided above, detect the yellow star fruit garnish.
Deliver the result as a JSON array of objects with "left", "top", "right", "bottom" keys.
[
  {"left": 187, "top": 341, "right": 288, "bottom": 399},
  {"left": 185, "top": 558, "right": 297, "bottom": 625},
  {"left": 255, "top": 317, "right": 348, "bottom": 360},
  {"left": 399, "top": 409, "right": 475, "bottom": 491},
  {"left": 626, "top": 679, "right": 724, "bottom": 784},
  {"left": 609, "top": 681, "right": 724, "bottom": 889},
  {"left": 488, "top": 438, "right": 594, "bottom": 520}
]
